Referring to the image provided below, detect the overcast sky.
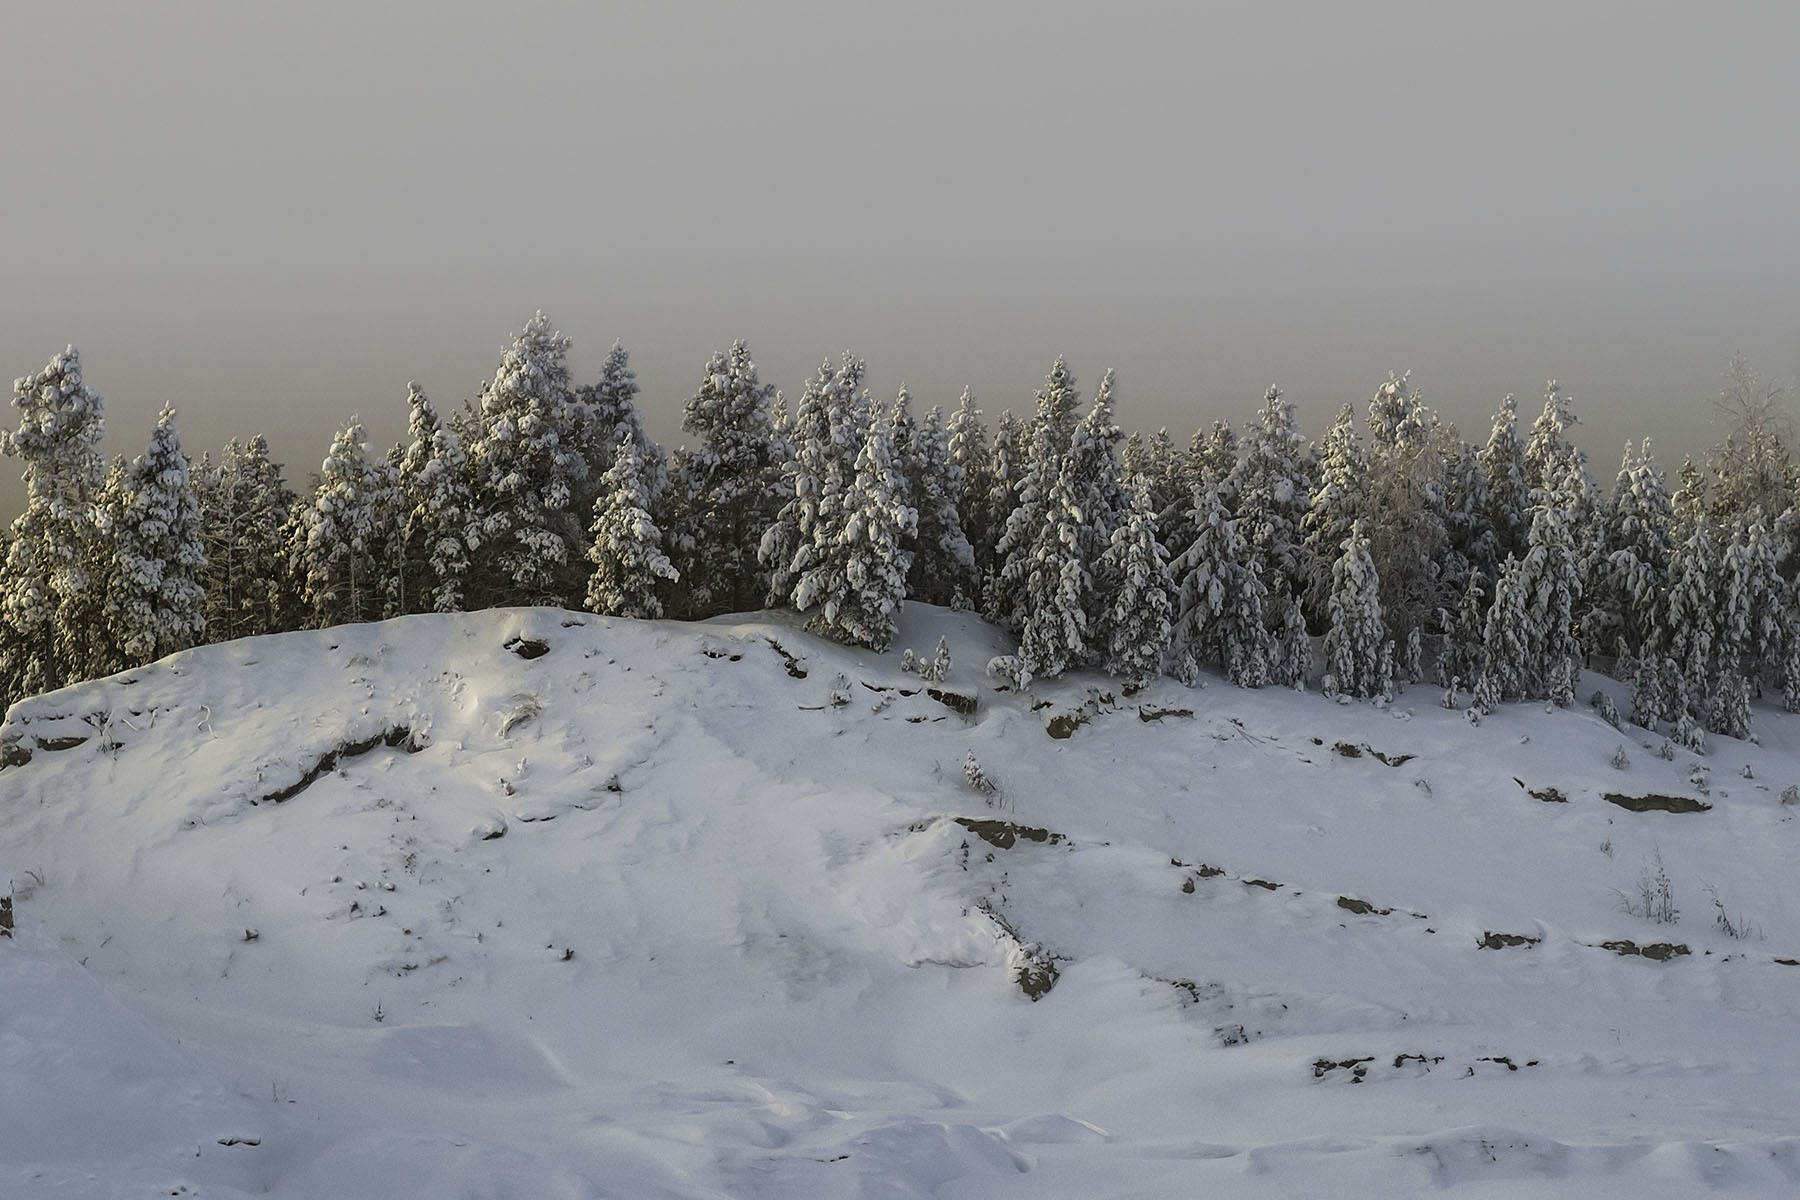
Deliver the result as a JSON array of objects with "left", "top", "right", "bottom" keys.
[{"left": 3, "top": 1, "right": 1797, "bottom": 516}]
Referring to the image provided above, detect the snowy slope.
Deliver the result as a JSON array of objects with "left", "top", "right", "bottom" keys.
[{"left": 4, "top": 605, "right": 1800, "bottom": 1198}]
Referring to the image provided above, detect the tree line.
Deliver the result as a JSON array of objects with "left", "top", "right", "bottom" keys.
[{"left": 2, "top": 315, "right": 1794, "bottom": 752}]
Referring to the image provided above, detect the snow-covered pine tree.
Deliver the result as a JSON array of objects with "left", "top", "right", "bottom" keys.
[
  {"left": 197, "top": 435, "right": 298, "bottom": 643},
  {"left": 1516, "top": 489, "right": 1584, "bottom": 703},
  {"left": 586, "top": 435, "right": 679, "bottom": 620},
  {"left": 103, "top": 405, "right": 206, "bottom": 667},
  {"left": 796, "top": 406, "right": 915, "bottom": 651},
  {"left": 397, "top": 384, "right": 474, "bottom": 614},
  {"left": 1476, "top": 393, "right": 1530, "bottom": 569},
  {"left": 1130, "top": 428, "right": 1191, "bottom": 564},
  {"left": 1663, "top": 519, "right": 1720, "bottom": 731},
  {"left": 1188, "top": 420, "right": 1240, "bottom": 511},
  {"left": 1171, "top": 481, "right": 1269, "bottom": 687},
  {"left": 1669, "top": 455, "right": 1708, "bottom": 545},
  {"left": 946, "top": 387, "right": 994, "bottom": 601},
  {"left": 1229, "top": 386, "right": 1315, "bottom": 603},
  {"left": 989, "top": 358, "right": 1081, "bottom": 633},
  {"left": 0, "top": 346, "right": 110, "bottom": 702},
  {"left": 1100, "top": 487, "right": 1175, "bottom": 691},
  {"left": 762, "top": 352, "right": 868, "bottom": 615},
  {"left": 570, "top": 341, "right": 666, "bottom": 524},
  {"left": 1057, "top": 369, "right": 1129, "bottom": 652},
  {"left": 1299, "top": 403, "right": 1366, "bottom": 630},
  {"left": 907, "top": 403, "right": 976, "bottom": 608},
  {"left": 670, "top": 341, "right": 784, "bottom": 617},
  {"left": 1360, "top": 375, "right": 1451, "bottom": 658},
  {"left": 463, "top": 313, "right": 587, "bottom": 607},
  {"left": 293, "top": 418, "right": 403, "bottom": 629},
  {"left": 1322, "top": 520, "right": 1388, "bottom": 700},
  {"left": 1438, "top": 575, "right": 1487, "bottom": 693},
  {"left": 1593, "top": 440, "right": 1673, "bottom": 663}
]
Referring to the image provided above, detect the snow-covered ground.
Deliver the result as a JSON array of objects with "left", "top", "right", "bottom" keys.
[{"left": 4, "top": 605, "right": 1800, "bottom": 1198}]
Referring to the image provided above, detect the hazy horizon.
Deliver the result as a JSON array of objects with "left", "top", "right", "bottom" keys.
[{"left": 4, "top": 1, "right": 1796, "bottom": 514}]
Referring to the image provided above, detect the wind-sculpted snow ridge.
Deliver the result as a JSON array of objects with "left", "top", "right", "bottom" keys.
[{"left": 5, "top": 603, "right": 1800, "bottom": 1197}]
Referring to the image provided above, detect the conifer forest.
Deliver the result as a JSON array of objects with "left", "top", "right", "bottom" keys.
[{"left": 3, "top": 315, "right": 1794, "bottom": 752}]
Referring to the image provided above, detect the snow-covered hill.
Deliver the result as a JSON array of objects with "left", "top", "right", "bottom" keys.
[{"left": 4, "top": 606, "right": 1800, "bottom": 1198}]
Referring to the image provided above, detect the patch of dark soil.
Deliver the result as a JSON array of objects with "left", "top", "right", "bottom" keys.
[
  {"left": 702, "top": 647, "right": 743, "bottom": 662},
  {"left": 1332, "top": 741, "right": 1363, "bottom": 759},
  {"left": 1775, "top": 957, "right": 1799, "bottom": 967},
  {"left": 256, "top": 726, "right": 423, "bottom": 806},
  {"left": 1045, "top": 711, "right": 1087, "bottom": 739},
  {"left": 953, "top": 817, "right": 1065, "bottom": 850},
  {"left": 1601, "top": 939, "right": 1690, "bottom": 960},
  {"left": 1244, "top": 878, "right": 1281, "bottom": 891},
  {"left": 1605, "top": 793, "right": 1711, "bottom": 814},
  {"left": 1477, "top": 1055, "right": 1538, "bottom": 1070},
  {"left": 1337, "top": 896, "right": 1393, "bottom": 917},
  {"left": 36, "top": 735, "right": 88, "bottom": 752},
  {"left": 1479, "top": 931, "right": 1541, "bottom": 950},
  {"left": 928, "top": 687, "right": 977, "bottom": 716},
  {"left": 765, "top": 638, "right": 807, "bottom": 678},
  {"left": 1312, "top": 1056, "right": 1375, "bottom": 1082},
  {"left": 504, "top": 636, "right": 549, "bottom": 660},
  {"left": 1138, "top": 706, "right": 1194, "bottom": 723},
  {"left": 0, "top": 738, "right": 30, "bottom": 769},
  {"left": 1, "top": 894, "right": 12, "bottom": 937}
]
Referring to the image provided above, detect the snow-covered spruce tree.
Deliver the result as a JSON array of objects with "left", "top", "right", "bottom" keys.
[
  {"left": 1476, "top": 393, "right": 1530, "bottom": 570},
  {"left": 1100, "top": 487, "right": 1176, "bottom": 690},
  {"left": 1516, "top": 490, "right": 1584, "bottom": 703},
  {"left": 989, "top": 358, "right": 1082, "bottom": 633},
  {"left": 1662, "top": 519, "right": 1720, "bottom": 732},
  {"left": 198, "top": 434, "right": 298, "bottom": 643},
  {"left": 1188, "top": 421, "right": 1239, "bottom": 509},
  {"left": 1524, "top": 380, "right": 1581, "bottom": 496},
  {"left": 571, "top": 341, "right": 669, "bottom": 539},
  {"left": 1171, "top": 481, "right": 1270, "bottom": 687},
  {"left": 103, "top": 405, "right": 206, "bottom": 667},
  {"left": 1439, "top": 436, "right": 1491, "bottom": 599},
  {"left": 1322, "top": 520, "right": 1388, "bottom": 700},
  {"left": 1706, "top": 515, "right": 1783, "bottom": 737},
  {"left": 1056, "top": 369, "right": 1129, "bottom": 649},
  {"left": 670, "top": 341, "right": 784, "bottom": 617},
  {"left": 980, "top": 409, "right": 1027, "bottom": 608},
  {"left": 794, "top": 406, "right": 915, "bottom": 651},
  {"left": 907, "top": 403, "right": 976, "bottom": 608},
  {"left": 762, "top": 352, "right": 868, "bottom": 615},
  {"left": 1229, "top": 386, "right": 1316, "bottom": 603},
  {"left": 293, "top": 418, "right": 403, "bottom": 628},
  {"left": 396, "top": 384, "right": 474, "bottom": 614},
  {"left": 1669, "top": 455, "right": 1709, "bottom": 545},
  {"left": 1437, "top": 574, "right": 1487, "bottom": 694},
  {"left": 0, "top": 347, "right": 111, "bottom": 703},
  {"left": 1477, "top": 556, "right": 1531, "bottom": 705},
  {"left": 586, "top": 435, "right": 679, "bottom": 620},
  {"left": 1299, "top": 402, "right": 1366, "bottom": 630},
  {"left": 1592, "top": 440, "right": 1673, "bottom": 664},
  {"left": 463, "top": 313, "right": 587, "bottom": 608},
  {"left": 946, "top": 387, "right": 994, "bottom": 601},
  {"left": 1360, "top": 375, "right": 1452, "bottom": 662}
]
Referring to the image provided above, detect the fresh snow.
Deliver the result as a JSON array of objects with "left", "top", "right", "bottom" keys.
[{"left": 4, "top": 604, "right": 1800, "bottom": 1197}]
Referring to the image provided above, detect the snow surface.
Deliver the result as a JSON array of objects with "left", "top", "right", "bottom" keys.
[{"left": 3, "top": 604, "right": 1800, "bottom": 1197}]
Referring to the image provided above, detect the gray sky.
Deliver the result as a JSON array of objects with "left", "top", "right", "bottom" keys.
[{"left": 4, "top": 1, "right": 1797, "bottom": 517}]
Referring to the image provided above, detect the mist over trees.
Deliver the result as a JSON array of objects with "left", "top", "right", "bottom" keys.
[{"left": 4, "top": 316, "right": 1799, "bottom": 752}]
